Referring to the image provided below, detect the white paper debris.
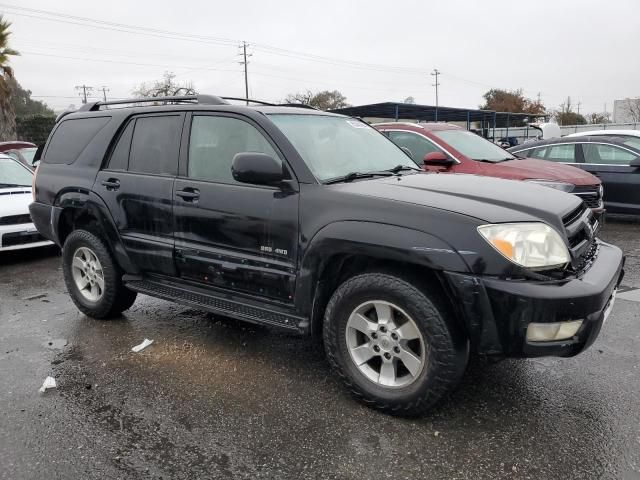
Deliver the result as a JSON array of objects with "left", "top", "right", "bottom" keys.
[
  {"left": 131, "top": 338, "right": 154, "bottom": 353},
  {"left": 39, "top": 376, "right": 57, "bottom": 393}
]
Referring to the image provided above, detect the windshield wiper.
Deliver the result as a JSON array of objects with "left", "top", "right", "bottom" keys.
[
  {"left": 324, "top": 171, "right": 395, "bottom": 184},
  {"left": 0, "top": 183, "right": 30, "bottom": 188},
  {"left": 384, "top": 164, "right": 421, "bottom": 173}
]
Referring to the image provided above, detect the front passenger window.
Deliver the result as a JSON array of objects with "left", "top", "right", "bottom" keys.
[
  {"left": 188, "top": 116, "right": 279, "bottom": 183},
  {"left": 388, "top": 131, "right": 441, "bottom": 162}
]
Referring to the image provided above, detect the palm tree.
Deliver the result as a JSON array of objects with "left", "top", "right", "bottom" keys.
[{"left": 0, "top": 15, "right": 19, "bottom": 141}]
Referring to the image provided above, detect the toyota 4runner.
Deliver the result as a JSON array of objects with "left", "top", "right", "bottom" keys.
[{"left": 30, "top": 95, "right": 624, "bottom": 415}]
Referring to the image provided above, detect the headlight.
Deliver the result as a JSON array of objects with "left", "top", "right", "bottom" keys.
[
  {"left": 477, "top": 223, "right": 570, "bottom": 269},
  {"left": 525, "top": 180, "right": 574, "bottom": 193}
]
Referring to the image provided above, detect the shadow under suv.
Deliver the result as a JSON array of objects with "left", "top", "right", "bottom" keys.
[{"left": 30, "top": 95, "right": 624, "bottom": 415}]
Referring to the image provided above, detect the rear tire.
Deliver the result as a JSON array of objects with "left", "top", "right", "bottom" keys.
[
  {"left": 62, "top": 229, "right": 137, "bottom": 319},
  {"left": 323, "top": 272, "right": 468, "bottom": 416}
]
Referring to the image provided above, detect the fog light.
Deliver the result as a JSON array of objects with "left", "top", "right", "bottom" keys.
[{"left": 526, "top": 320, "right": 583, "bottom": 342}]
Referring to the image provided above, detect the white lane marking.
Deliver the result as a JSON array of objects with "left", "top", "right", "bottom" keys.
[{"left": 617, "top": 287, "right": 640, "bottom": 303}]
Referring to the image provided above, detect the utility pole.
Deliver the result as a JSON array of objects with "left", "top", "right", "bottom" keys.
[
  {"left": 238, "top": 41, "right": 252, "bottom": 105},
  {"left": 577, "top": 100, "right": 582, "bottom": 115},
  {"left": 100, "top": 86, "right": 110, "bottom": 102},
  {"left": 75, "top": 84, "right": 93, "bottom": 104},
  {"left": 430, "top": 69, "right": 440, "bottom": 121}
]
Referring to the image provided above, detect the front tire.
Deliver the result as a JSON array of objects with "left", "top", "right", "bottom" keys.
[
  {"left": 323, "top": 273, "right": 468, "bottom": 416},
  {"left": 62, "top": 230, "right": 137, "bottom": 319}
]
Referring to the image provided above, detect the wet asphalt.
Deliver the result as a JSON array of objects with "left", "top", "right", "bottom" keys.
[{"left": 1, "top": 218, "right": 639, "bottom": 480}]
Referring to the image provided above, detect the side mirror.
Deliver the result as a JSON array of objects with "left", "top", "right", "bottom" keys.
[
  {"left": 423, "top": 151, "right": 454, "bottom": 166},
  {"left": 232, "top": 152, "right": 284, "bottom": 186},
  {"left": 630, "top": 157, "right": 640, "bottom": 168}
]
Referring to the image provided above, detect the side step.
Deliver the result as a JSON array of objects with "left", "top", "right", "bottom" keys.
[{"left": 124, "top": 278, "right": 307, "bottom": 333}]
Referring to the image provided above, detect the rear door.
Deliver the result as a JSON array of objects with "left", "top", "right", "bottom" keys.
[
  {"left": 94, "top": 113, "right": 184, "bottom": 275},
  {"left": 173, "top": 113, "right": 299, "bottom": 303},
  {"left": 578, "top": 142, "right": 640, "bottom": 213}
]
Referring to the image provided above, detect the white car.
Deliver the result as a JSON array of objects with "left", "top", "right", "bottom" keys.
[
  {"left": 0, "top": 154, "right": 53, "bottom": 252},
  {"left": 566, "top": 130, "right": 640, "bottom": 149}
]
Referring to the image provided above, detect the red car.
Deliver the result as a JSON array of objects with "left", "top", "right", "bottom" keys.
[
  {"left": 0, "top": 141, "right": 35, "bottom": 153},
  {"left": 374, "top": 123, "right": 603, "bottom": 213}
]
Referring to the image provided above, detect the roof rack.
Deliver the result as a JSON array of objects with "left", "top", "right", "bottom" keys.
[
  {"left": 221, "top": 97, "right": 275, "bottom": 106},
  {"left": 277, "top": 103, "right": 320, "bottom": 110},
  {"left": 78, "top": 94, "right": 230, "bottom": 112}
]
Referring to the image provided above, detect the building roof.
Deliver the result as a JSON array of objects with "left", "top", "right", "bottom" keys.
[{"left": 331, "top": 102, "right": 546, "bottom": 124}]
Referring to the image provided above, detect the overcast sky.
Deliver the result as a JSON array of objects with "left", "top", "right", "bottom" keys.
[{"left": 4, "top": 0, "right": 639, "bottom": 114}]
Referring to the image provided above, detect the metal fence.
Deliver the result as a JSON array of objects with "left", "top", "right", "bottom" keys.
[{"left": 491, "top": 122, "right": 640, "bottom": 145}]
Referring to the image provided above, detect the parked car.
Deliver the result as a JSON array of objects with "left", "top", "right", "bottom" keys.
[
  {"left": 0, "top": 141, "right": 36, "bottom": 153},
  {"left": 374, "top": 122, "right": 604, "bottom": 213},
  {"left": 0, "top": 154, "right": 53, "bottom": 252},
  {"left": 31, "top": 95, "right": 624, "bottom": 415},
  {"left": 508, "top": 136, "right": 640, "bottom": 215},
  {"left": 5, "top": 146, "right": 38, "bottom": 169},
  {"left": 566, "top": 130, "right": 640, "bottom": 149}
]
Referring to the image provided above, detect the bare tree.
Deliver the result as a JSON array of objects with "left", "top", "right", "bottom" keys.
[
  {"left": 587, "top": 112, "right": 611, "bottom": 124},
  {"left": 403, "top": 96, "right": 416, "bottom": 104},
  {"left": 284, "top": 90, "right": 314, "bottom": 105},
  {"left": 133, "top": 72, "right": 196, "bottom": 98},
  {"left": 284, "top": 90, "right": 349, "bottom": 110},
  {"left": 623, "top": 98, "right": 640, "bottom": 122}
]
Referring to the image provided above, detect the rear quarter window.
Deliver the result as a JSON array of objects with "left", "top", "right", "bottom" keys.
[{"left": 44, "top": 117, "right": 111, "bottom": 165}]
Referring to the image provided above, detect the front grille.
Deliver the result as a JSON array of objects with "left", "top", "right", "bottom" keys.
[
  {"left": 573, "top": 185, "right": 602, "bottom": 209},
  {"left": 562, "top": 204, "right": 599, "bottom": 274},
  {"left": 2, "top": 231, "right": 45, "bottom": 247},
  {"left": 562, "top": 204, "right": 585, "bottom": 226},
  {"left": 0, "top": 214, "right": 32, "bottom": 226}
]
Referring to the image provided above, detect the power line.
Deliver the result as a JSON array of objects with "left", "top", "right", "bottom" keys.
[
  {"left": 238, "top": 41, "right": 252, "bottom": 106},
  {"left": 100, "top": 86, "right": 109, "bottom": 102},
  {"left": 431, "top": 69, "right": 440, "bottom": 121},
  {"left": 74, "top": 84, "right": 93, "bottom": 104}
]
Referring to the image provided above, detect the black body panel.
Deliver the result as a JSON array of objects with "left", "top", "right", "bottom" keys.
[{"left": 30, "top": 101, "right": 625, "bottom": 358}]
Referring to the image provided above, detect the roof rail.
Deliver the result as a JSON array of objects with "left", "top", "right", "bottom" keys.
[
  {"left": 78, "top": 94, "right": 230, "bottom": 112},
  {"left": 277, "top": 103, "right": 320, "bottom": 110},
  {"left": 221, "top": 97, "right": 275, "bottom": 106}
]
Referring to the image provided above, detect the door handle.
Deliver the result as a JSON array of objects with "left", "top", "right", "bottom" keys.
[
  {"left": 176, "top": 188, "right": 200, "bottom": 202},
  {"left": 101, "top": 178, "right": 120, "bottom": 190}
]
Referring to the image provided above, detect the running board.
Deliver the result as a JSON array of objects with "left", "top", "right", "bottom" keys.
[{"left": 124, "top": 277, "right": 307, "bottom": 333}]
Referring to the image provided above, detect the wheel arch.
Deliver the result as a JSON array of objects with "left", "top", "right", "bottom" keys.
[
  {"left": 54, "top": 191, "right": 139, "bottom": 274},
  {"left": 296, "top": 221, "right": 471, "bottom": 337}
]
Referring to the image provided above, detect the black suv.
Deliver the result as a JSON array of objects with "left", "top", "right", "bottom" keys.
[{"left": 31, "top": 95, "right": 624, "bottom": 415}]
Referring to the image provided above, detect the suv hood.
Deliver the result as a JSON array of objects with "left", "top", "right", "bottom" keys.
[
  {"left": 0, "top": 187, "right": 33, "bottom": 217},
  {"left": 498, "top": 158, "right": 600, "bottom": 186},
  {"left": 333, "top": 173, "right": 582, "bottom": 227}
]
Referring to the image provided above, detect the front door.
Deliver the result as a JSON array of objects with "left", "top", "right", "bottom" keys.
[
  {"left": 579, "top": 142, "right": 640, "bottom": 214},
  {"left": 94, "top": 113, "right": 184, "bottom": 275},
  {"left": 173, "top": 113, "right": 299, "bottom": 303}
]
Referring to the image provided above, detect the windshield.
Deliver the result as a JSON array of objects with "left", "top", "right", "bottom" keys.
[
  {"left": 433, "top": 130, "right": 516, "bottom": 162},
  {"left": 19, "top": 147, "right": 37, "bottom": 164},
  {"left": 268, "top": 114, "right": 415, "bottom": 181},
  {"left": 0, "top": 156, "right": 33, "bottom": 186}
]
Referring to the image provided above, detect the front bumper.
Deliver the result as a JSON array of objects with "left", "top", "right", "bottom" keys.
[
  {"left": 444, "top": 240, "right": 624, "bottom": 358},
  {"left": 0, "top": 222, "right": 53, "bottom": 252}
]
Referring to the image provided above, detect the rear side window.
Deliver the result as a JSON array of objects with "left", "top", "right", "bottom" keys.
[
  {"left": 44, "top": 117, "right": 111, "bottom": 164},
  {"left": 128, "top": 115, "right": 182, "bottom": 175},
  {"left": 106, "top": 120, "right": 135, "bottom": 170},
  {"left": 582, "top": 143, "right": 637, "bottom": 165}
]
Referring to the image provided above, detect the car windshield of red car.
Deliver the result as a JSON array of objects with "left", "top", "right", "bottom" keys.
[{"left": 433, "top": 130, "right": 516, "bottom": 163}]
